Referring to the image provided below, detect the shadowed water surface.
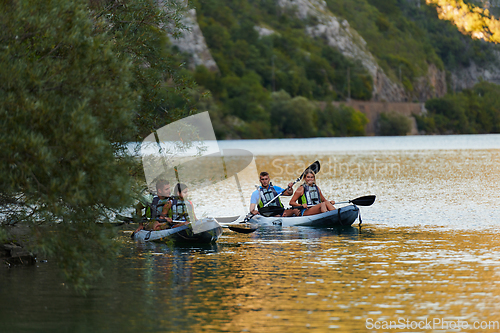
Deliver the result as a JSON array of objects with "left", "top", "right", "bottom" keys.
[{"left": 1, "top": 135, "right": 500, "bottom": 332}]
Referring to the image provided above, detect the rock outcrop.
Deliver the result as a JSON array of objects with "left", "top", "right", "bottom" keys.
[
  {"left": 1, "top": 225, "right": 37, "bottom": 267},
  {"left": 413, "top": 63, "right": 447, "bottom": 101},
  {"left": 450, "top": 52, "right": 500, "bottom": 91},
  {"left": 167, "top": 0, "right": 500, "bottom": 101},
  {"left": 277, "top": 0, "right": 408, "bottom": 101},
  {"left": 168, "top": 9, "right": 219, "bottom": 72}
]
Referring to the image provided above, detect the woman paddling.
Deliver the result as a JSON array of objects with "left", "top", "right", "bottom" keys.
[
  {"left": 166, "top": 183, "right": 196, "bottom": 227},
  {"left": 289, "top": 169, "right": 335, "bottom": 216}
]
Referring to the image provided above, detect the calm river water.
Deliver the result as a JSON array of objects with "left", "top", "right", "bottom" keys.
[{"left": 1, "top": 134, "right": 500, "bottom": 332}]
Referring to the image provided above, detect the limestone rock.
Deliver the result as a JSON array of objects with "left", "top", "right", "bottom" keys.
[
  {"left": 277, "top": 0, "right": 408, "bottom": 101},
  {"left": 254, "top": 26, "right": 276, "bottom": 38},
  {"left": 169, "top": 9, "right": 219, "bottom": 72},
  {"left": 450, "top": 52, "right": 500, "bottom": 91},
  {"left": 413, "top": 63, "right": 447, "bottom": 101}
]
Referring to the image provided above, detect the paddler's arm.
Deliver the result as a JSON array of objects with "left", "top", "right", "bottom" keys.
[
  {"left": 289, "top": 186, "right": 307, "bottom": 209},
  {"left": 190, "top": 201, "right": 197, "bottom": 221},
  {"left": 280, "top": 182, "right": 294, "bottom": 196},
  {"left": 249, "top": 191, "right": 260, "bottom": 215},
  {"left": 160, "top": 201, "right": 173, "bottom": 223},
  {"left": 249, "top": 203, "right": 259, "bottom": 215}
]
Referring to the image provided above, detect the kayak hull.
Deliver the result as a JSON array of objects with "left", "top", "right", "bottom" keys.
[
  {"left": 249, "top": 205, "right": 359, "bottom": 228},
  {"left": 170, "top": 225, "right": 223, "bottom": 243},
  {"left": 133, "top": 221, "right": 223, "bottom": 244}
]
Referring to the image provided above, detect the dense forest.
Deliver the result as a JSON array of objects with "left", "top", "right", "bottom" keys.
[{"left": 172, "top": 0, "right": 500, "bottom": 137}]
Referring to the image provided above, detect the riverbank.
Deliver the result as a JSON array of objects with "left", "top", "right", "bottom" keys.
[{"left": 1, "top": 224, "right": 37, "bottom": 267}]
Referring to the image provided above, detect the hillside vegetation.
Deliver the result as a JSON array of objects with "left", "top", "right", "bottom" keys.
[
  {"left": 184, "top": 0, "right": 500, "bottom": 138},
  {"left": 416, "top": 81, "right": 500, "bottom": 134}
]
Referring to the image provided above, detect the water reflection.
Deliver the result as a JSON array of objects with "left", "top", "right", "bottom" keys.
[
  {"left": 2, "top": 224, "right": 500, "bottom": 332},
  {"left": 2, "top": 139, "right": 500, "bottom": 332},
  {"left": 208, "top": 227, "right": 500, "bottom": 332}
]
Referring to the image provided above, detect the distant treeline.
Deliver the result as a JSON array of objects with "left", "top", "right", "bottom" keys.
[{"left": 417, "top": 81, "right": 500, "bottom": 134}]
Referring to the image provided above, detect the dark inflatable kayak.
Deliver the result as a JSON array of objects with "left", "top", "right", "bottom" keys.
[{"left": 133, "top": 218, "right": 223, "bottom": 243}]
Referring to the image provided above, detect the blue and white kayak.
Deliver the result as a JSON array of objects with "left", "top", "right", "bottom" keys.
[{"left": 249, "top": 205, "right": 360, "bottom": 228}]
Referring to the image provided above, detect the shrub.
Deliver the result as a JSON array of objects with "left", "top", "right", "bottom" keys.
[
  {"left": 317, "top": 104, "right": 368, "bottom": 136},
  {"left": 377, "top": 112, "right": 412, "bottom": 136}
]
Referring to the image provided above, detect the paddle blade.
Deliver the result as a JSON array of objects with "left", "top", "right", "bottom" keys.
[
  {"left": 310, "top": 160, "right": 320, "bottom": 174},
  {"left": 300, "top": 160, "right": 321, "bottom": 180},
  {"left": 228, "top": 223, "right": 257, "bottom": 233},
  {"left": 350, "top": 195, "right": 376, "bottom": 206},
  {"left": 258, "top": 206, "right": 284, "bottom": 217}
]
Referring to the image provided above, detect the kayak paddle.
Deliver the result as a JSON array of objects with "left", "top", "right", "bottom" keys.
[
  {"left": 288, "top": 195, "right": 377, "bottom": 211},
  {"left": 243, "top": 160, "right": 320, "bottom": 223},
  {"left": 335, "top": 195, "right": 376, "bottom": 206},
  {"left": 227, "top": 223, "right": 258, "bottom": 233}
]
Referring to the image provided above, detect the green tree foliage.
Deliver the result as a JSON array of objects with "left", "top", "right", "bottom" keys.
[
  {"left": 0, "top": 0, "right": 134, "bottom": 293},
  {"left": 189, "top": 0, "right": 500, "bottom": 138},
  {"left": 269, "top": 90, "right": 317, "bottom": 138},
  {"left": 317, "top": 104, "right": 369, "bottom": 136},
  {"left": 325, "top": 0, "right": 499, "bottom": 91},
  {"left": 91, "top": 0, "right": 197, "bottom": 139},
  {"left": 415, "top": 81, "right": 500, "bottom": 134},
  {"left": 377, "top": 112, "right": 412, "bottom": 136},
  {"left": 325, "top": 0, "right": 438, "bottom": 88},
  {"left": 191, "top": 0, "right": 373, "bottom": 138},
  {"left": 0, "top": 0, "right": 193, "bottom": 293}
]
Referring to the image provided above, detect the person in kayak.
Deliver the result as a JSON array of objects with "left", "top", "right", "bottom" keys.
[
  {"left": 249, "top": 171, "right": 298, "bottom": 216},
  {"left": 134, "top": 179, "right": 172, "bottom": 232},
  {"left": 289, "top": 169, "right": 336, "bottom": 216},
  {"left": 165, "top": 183, "right": 196, "bottom": 228}
]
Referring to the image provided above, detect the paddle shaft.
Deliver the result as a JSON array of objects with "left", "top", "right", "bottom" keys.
[
  {"left": 172, "top": 219, "right": 257, "bottom": 234},
  {"left": 259, "top": 185, "right": 292, "bottom": 208}
]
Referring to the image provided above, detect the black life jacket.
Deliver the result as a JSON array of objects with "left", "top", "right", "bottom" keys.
[
  {"left": 151, "top": 196, "right": 170, "bottom": 221},
  {"left": 258, "top": 183, "right": 283, "bottom": 208},
  {"left": 300, "top": 184, "right": 321, "bottom": 206},
  {"left": 169, "top": 198, "right": 194, "bottom": 222}
]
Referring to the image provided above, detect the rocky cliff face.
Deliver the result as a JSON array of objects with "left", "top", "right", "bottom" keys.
[
  {"left": 413, "top": 63, "right": 447, "bottom": 101},
  {"left": 450, "top": 52, "right": 500, "bottom": 91},
  {"left": 276, "top": 0, "right": 401, "bottom": 101},
  {"left": 170, "top": 1, "right": 500, "bottom": 101},
  {"left": 276, "top": 0, "right": 447, "bottom": 102},
  {"left": 168, "top": 9, "right": 219, "bottom": 72}
]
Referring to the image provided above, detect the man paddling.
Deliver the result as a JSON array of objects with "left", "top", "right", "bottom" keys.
[{"left": 249, "top": 172, "right": 297, "bottom": 217}]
